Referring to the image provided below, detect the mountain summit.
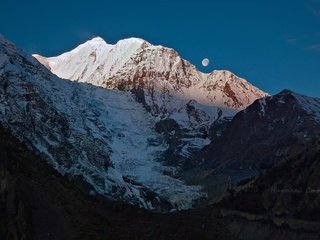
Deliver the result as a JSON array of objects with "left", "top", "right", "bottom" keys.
[{"left": 33, "top": 36, "right": 267, "bottom": 111}]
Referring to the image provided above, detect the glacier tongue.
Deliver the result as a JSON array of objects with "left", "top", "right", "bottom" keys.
[
  {"left": 0, "top": 35, "right": 204, "bottom": 210},
  {"left": 80, "top": 88, "right": 205, "bottom": 209}
]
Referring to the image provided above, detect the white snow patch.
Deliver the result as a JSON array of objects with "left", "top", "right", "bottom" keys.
[{"left": 258, "top": 98, "right": 267, "bottom": 117}]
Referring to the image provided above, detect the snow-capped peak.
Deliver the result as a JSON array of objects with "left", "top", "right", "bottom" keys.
[
  {"left": 33, "top": 36, "right": 151, "bottom": 86},
  {"left": 33, "top": 36, "right": 267, "bottom": 112},
  {"left": 56, "top": 36, "right": 109, "bottom": 59},
  {"left": 87, "top": 36, "right": 106, "bottom": 42},
  {"left": 116, "top": 37, "right": 147, "bottom": 46}
]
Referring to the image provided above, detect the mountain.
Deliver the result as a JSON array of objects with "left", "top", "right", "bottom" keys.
[
  {"left": 171, "top": 89, "right": 320, "bottom": 239},
  {"left": 0, "top": 34, "right": 207, "bottom": 211},
  {"left": 185, "top": 89, "right": 320, "bottom": 202},
  {"left": 200, "top": 89, "right": 320, "bottom": 169},
  {"left": 2, "top": 34, "right": 320, "bottom": 239},
  {"left": 33, "top": 36, "right": 267, "bottom": 162}
]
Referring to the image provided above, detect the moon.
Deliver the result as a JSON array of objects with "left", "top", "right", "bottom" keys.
[{"left": 202, "top": 58, "right": 209, "bottom": 67}]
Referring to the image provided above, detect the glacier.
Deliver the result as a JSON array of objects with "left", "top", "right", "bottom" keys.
[{"left": 0, "top": 35, "right": 205, "bottom": 210}]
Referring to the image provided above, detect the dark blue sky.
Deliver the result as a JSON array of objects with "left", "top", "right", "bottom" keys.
[{"left": 1, "top": 0, "right": 320, "bottom": 97}]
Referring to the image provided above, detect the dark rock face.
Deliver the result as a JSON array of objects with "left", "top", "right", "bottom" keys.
[
  {"left": 154, "top": 118, "right": 185, "bottom": 166},
  {"left": 208, "top": 116, "right": 232, "bottom": 142},
  {"left": 130, "top": 87, "right": 151, "bottom": 112},
  {"left": 0, "top": 127, "right": 71, "bottom": 240},
  {"left": 0, "top": 174, "right": 31, "bottom": 240},
  {"left": 155, "top": 118, "right": 180, "bottom": 134}
]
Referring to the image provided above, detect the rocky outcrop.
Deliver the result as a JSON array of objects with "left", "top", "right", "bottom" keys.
[{"left": 155, "top": 118, "right": 180, "bottom": 134}]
